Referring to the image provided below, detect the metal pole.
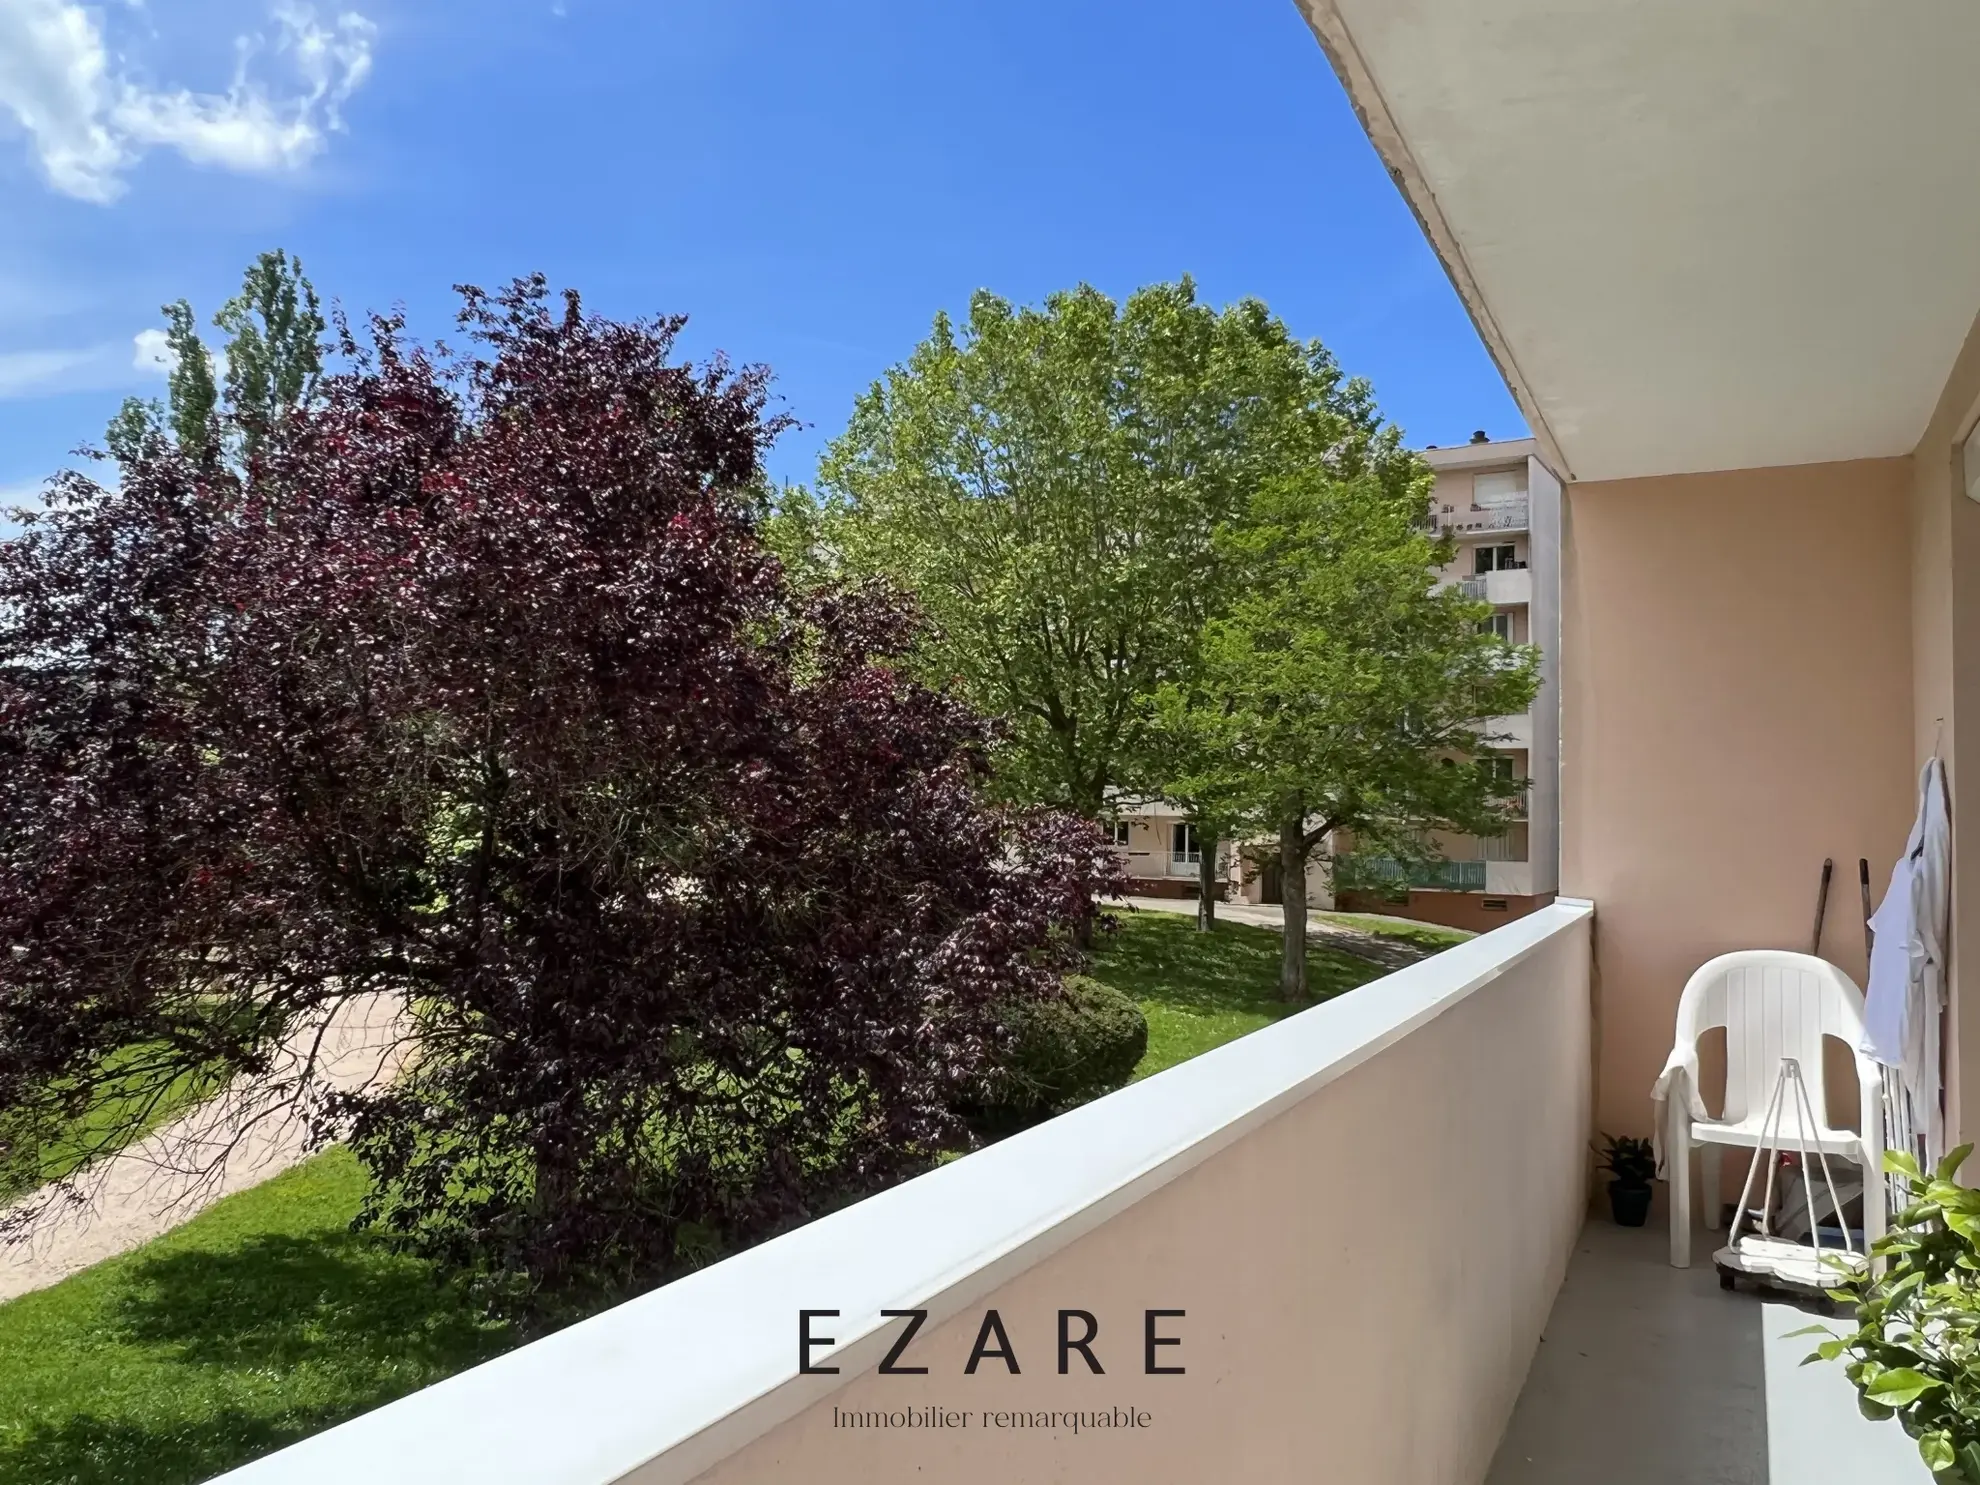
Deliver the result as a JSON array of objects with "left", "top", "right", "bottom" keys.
[
  {"left": 1859, "top": 857, "right": 1874, "bottom": 963},
  {"left": 1812, "top": 858, "right": 1834, "bottom": 958}
]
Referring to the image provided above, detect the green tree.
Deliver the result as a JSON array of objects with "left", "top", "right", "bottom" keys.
[
  {"left": 214, "top": 249, "right": 326, "bottom": 461},
  {"left": 1156, "top": 421, "right": 1540, "bottom": 1001},
  {"left": 760, "top": 481, "right": 839, "bottom": 592},
  {"left": 106, "top": 301, "right": 217, "bottom": 466},
  {"left": 162, "top": 300, "right": 221, "bottom": 452},
  {"left": 817, "top": 280, "right": 1329, "bottom": 819},
  {"left": 107, "top": 250, "right": 323, "bottom": 468}
]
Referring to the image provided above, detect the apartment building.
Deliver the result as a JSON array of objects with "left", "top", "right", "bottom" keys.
[
  {"left": 1103, "top": 807, "right": 1225, "bottom": 900},
  {"left": 1118, "top": 434, "right": 1564, "bottom": 931},
  {"left": 1333, "top": 434, "right": 1564, "bottom": 931}
]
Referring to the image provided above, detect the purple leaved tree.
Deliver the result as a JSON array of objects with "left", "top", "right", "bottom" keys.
[{"left": 0, "top": 277, "right": 1121, "bottom": 1294}]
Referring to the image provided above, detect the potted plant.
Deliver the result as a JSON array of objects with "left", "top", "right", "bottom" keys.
[
  {"left": 1595, "top": 1133, "right": 1657, "bottom": 1226},
  {"left": 1800, "top": 1145, "right": 1980, "bottom": 1481}
]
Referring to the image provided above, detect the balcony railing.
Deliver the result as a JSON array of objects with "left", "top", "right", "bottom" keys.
[
  {"left": 1336, "top": 854, "right": 1488, "bottom": 891},
  {"left": 210, "top": 901, "right": 1596, "bottom": 1485},
  {"left": 1434, "top": 500, "right": 1529, "bottom": 534}
]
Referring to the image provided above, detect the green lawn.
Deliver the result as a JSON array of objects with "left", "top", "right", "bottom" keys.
[
  {"left": 0, "top": 908, "right": 1453, "bottom": 1485},
  {"left": 1311, "top": 909, "right": 1473, "bottom": 953},
  {"left": 0, "top": 1149, "right": 511, "bottom": 1485},
  {"left": 1093, "top": 907, "right": 1458, "bottom": 1077},
  {"left": 1, "top": 1045, "right": 223, "bottom": 1207}
]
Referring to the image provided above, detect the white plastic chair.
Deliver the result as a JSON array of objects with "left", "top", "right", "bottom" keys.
[{"left": 1662, "top": 950, "right": 1885, "bottom": 1268}]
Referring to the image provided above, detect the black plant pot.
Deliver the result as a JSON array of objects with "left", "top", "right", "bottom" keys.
[{"left": 1609, "top": 1180, "right": 1653, "bottom": 1227}]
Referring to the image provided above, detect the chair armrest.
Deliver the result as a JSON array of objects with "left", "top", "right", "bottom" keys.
[{"left": 1853, "top": 1053, "right": 1886, "bottom": 1160}]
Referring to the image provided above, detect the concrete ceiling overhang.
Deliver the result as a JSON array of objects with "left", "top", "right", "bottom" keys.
[{"left": 1297, "top": 0, "right": 1980, "bottom": 483}]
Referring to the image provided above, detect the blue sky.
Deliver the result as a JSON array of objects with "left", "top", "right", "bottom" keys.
[{"left": 0, "top": 0, "right": 1524, "bottom": 504}]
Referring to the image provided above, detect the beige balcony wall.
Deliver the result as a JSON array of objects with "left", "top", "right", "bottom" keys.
[
  {"left": 687, "top": 909, "right": 1591, "bottom": 1485},
  {"left": 1906, "top": 301, "right": 1980, "bottom": 1141},
  {"left": 1559, "top": 459, "right": 1914, "bottom": 1142},
  {"left": 1484, "top": 564, "right": 1533, "bottom": 607}
]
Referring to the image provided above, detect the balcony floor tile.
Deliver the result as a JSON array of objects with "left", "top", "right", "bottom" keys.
[{"left": 1489, "top": 1220, "right": 1927, "bottom": 1484}]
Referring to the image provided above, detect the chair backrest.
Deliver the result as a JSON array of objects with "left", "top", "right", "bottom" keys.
[{"left": 1671, "top": 950, "right": 1867, "bottom": 1127}]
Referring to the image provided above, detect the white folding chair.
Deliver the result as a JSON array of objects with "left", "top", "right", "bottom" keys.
[{"left": 1661, "top": 950, "right": 1885, "bottom": 1268}]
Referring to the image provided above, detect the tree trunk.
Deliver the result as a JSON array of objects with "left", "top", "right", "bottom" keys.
[
  {"left": 1072, "top": 779, "right": 1106, "bottom": 951},
  {"left": 1278, "top": 810, "right": 1307, "bottom": 1002},
  {"left": 1195, "top": 824, "right": 1219, "bottom": 932}
]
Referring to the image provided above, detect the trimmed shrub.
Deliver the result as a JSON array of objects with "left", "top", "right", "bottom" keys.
[{"left": 964, "top": 975, "right": 1149, "bottom": 1136}]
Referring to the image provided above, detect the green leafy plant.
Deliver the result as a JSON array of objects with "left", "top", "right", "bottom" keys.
[
  {"left": 961, "top": 975, "right": 1149, "bottom": 1137},
  {"left": 1594, "top": 1133, "right": 1657, "bottom": 1188},
  {"left": 1795, "top": 1145, "right": 1980, "bottom": 1478}
]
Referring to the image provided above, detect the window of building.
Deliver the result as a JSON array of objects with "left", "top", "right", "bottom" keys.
[
  {"left": 1106, "top": 820, "right": 1131, "bottom": 847},
  {"left": 1478, "top": 612, "right": 1513, "bottom": 641},
  {"left": 1485, "top": 755, "right": 1515, "bottom": 783},
  {"left": 1171, "top": 822, "right": 1200, "bottom": 865},
  {"left": 1472, "top": 470, "right": 1527, "bottom": 508},
  {"left": 1472, "top": 543, "right": 1519, "bottom": 575}
]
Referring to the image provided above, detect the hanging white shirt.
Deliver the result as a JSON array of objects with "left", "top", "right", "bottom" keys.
[
  {"left": 1862, "top": 853, "right": 1914, "bottom": 1067},
  {"left": 1861, "top": 757, "right": 1950, "bottom": 1162}
]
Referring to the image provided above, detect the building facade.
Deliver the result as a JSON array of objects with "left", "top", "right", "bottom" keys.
[
  {"left": 1115, "top": 434, "right": 1565, "bottom": 931},
  {"left": 1334, "top": 434, "right": 1564, "bottom": 931},
  {"left": 1103, "top": 805, "right": 1230, "bottom": 900}
]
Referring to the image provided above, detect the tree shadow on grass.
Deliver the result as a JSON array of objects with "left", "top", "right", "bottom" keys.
[
  {"left": 0, "top": 1231, "right": 516, "bottom": 1485},
  {"left": 0, "top": 1404, "right": 369, "bottom": 1485},
  {"left": 110, "top": 1228, "right": 513, "bottom": 1375}
]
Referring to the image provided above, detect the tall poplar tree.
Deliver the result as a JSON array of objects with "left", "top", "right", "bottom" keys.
[{"left": 106, "top": 249, "right": 324, "bottom": 468}]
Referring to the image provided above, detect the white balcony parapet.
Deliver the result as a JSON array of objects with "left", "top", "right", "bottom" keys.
[
  {"left": 212, "top": 900, "right": 1596, "bottom": 1485},
  {"left": 1452, "top": 568, "right": 1531, "bottom": 607},
  {"left": 1484, "top": 566, "right": 1532, "bottom": 607}
]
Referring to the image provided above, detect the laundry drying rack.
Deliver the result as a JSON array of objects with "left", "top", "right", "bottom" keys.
[{"left": 1712, "top": 1055, "right": 1867, "bottom": 1299}]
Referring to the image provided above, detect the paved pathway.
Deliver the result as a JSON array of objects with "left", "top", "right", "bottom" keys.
[
  {"left": 0, "top": 992, "right": 411, "bottom": 1303},
  {"left": 0, "top": 906, "right": 1445, "bottom": 1305},
  {"left": 1116, "top": 895, "right": 1451, "bottom": 972}
]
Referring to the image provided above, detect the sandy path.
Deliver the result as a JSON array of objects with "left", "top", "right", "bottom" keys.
[
  {"left": 0, "top": 992, "right": 412, "bottom": 1304},
  {"left": 1115, "top": 894, "right": 1448, "bottom": 972}
]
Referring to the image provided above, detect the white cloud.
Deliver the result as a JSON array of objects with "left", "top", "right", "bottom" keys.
[
  {"left": 0, "top": 326, "right": 188, "bottom": 398},
  {"left": 131, "top": 325, "right": 169, "bottom": 372},
  {"left": 130, "top": 323, "right": 225, "bottom": 384},
  {"left": 0, "top": 0, "right": 377, "bottom": 202},
  {"left": 0, "top": 344, "right": 101, "bottom": 396}
]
